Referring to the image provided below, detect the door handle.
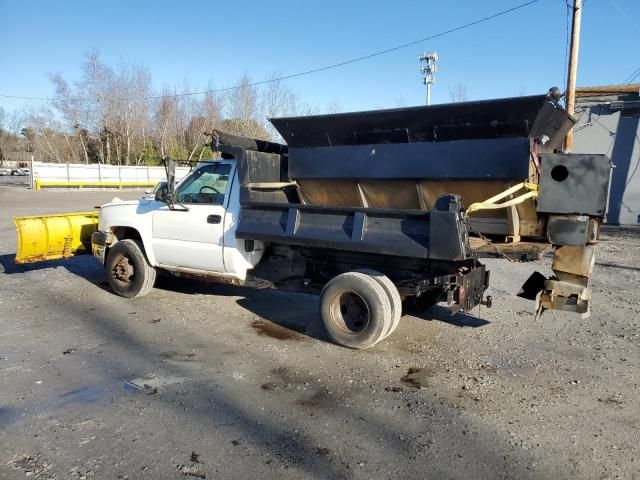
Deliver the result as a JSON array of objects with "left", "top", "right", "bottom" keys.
[{"left": 207, "top": 214, "right": 222, "bottom": 224}]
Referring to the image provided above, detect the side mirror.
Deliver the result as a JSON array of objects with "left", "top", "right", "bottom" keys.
[
  {"left": 154, "top": 182, "right": 169, "bottom": 202},
  {"left": 160, "top": 159, "right": 187, "bottom": 210},
  {"left": 167, "top": 159, "right": 176, "bottom": 200}
]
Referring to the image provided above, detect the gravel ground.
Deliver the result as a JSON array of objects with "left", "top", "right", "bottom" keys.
[{"left": 0, "top": 187, "right": 638, "bottom": 479}]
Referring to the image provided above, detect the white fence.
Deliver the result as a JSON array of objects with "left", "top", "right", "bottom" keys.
[{"left": 32, "top": 161, "right": 190, "bottom": 189}]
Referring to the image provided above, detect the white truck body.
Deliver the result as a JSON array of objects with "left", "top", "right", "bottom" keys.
[{"left": 95, "top": 159, "right": 264, "bottom": 280}]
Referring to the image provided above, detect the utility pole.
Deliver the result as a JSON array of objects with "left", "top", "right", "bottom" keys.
[
  {"left": 419, "top": 52, "right": 439, "bottom": 106},
  {"left": 564, "top": 0, "right": 583, "bottom": 151}
]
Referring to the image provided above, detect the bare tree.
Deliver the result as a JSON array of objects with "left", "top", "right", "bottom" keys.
[
  {"left": 112, "top": 59, "right": 152, "bottom": 165},
  {"left": 78, "top": 50, "right": 115, "bottom": 163},
  {"left": 225, "top": 74, "right": 264, "bottom": 138},
  {"left": 185, "top": 86, "right": 222, "bottom": 161},
  {"left": 448, "top": 83, "right": 468, "bottom": 103},
  {"left": 258, "top": 76, "right": 298, "bottom": 140},
  {"left": 154, "top": 91, "right": 176, "bottom": 159},
  {"left": 26, "top": 107, "right": 69, "bottom": 162},
  {"left": 24, "top": 53, "right": 332, "bottom": 165},
  {"left": 0, "top": 109, "right": 29, "bottom": 166},
  {"left": 324, "top": 100, "right": 342, "bottom": 114},
  {"left": 50, "top": 73, "right": 89, "bottom": 163}
]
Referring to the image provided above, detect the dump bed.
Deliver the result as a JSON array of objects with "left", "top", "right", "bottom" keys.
[
  {"left": 271, "top": 97, "right": 572, "bottom": 224},
  {"left": 236, "top": 95, "right": 575, "bottom": 240},
  {"left": 231, "top": 96, "right": 568, "bottom": 262}
]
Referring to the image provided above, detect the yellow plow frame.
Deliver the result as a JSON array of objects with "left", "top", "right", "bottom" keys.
[{"left": 14, "top": 211, "right": 99, "bottom": 264}]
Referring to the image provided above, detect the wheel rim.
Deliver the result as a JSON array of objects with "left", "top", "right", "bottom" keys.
[
  {"left": 111, "top": 253, "right": 135, "bottom": 287},
  {"left": 330, "top": 291, "right": 370, "bottom": 334}
]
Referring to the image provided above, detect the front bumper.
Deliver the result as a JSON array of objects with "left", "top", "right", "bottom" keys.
[{"left": 91, "top": 230, "right": 112, "bottom": 265}]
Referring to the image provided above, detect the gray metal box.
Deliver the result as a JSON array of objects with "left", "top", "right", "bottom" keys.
[{"left": 537, "top": 154, "right": 611, "bottom": 217}]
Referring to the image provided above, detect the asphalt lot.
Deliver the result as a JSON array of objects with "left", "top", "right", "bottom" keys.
[
  {"left": 0, "top": 175, "right": 30, "bottom": 187},
  {"left": 0, "top": 186, "right": 638, "bottom": 479}
]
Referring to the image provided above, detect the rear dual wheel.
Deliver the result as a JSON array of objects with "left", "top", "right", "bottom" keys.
[{"left": 319, "top": 270, "right": 402, "bottom": 349}]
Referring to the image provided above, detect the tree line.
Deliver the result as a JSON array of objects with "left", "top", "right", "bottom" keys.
[{"left": 0, "top": 50, "right": 335, "bottom": 166}]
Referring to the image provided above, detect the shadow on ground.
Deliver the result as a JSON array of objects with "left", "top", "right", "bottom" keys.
[
  {"left": 1, "top": 282, "right": 550, "bottom": 479},
  {"left": 0, "top": 407, "right": 17, "bottom": 429},
  {"left": 404, "top": 302, "right": 491, "bottom": 328},
  {"left": 0, "top": 253, "right": 101, "bottom": 280},
  {"left": 1, "top": 253, "right": 490, "bottom": 344}
]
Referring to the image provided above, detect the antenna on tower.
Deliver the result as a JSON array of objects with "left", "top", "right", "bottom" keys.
[{"left": 419, "top": 52, "right": 439, "bottom": 106}]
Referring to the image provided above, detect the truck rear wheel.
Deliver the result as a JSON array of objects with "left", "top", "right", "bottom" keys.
[
  {"left": 354, "top": 269, "right": 402, "bottom": 340},
  {"left": 105, "top": 239, "right": 156, "bottom": 299},
  {"left": 319, "top": 272, "right": 392, "bottom": 349}
]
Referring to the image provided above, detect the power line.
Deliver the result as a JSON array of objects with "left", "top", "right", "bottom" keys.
[
  {"left": 623, "top": 65, "right": 640, "bottom": 84},
  {"left": 626, "top": 68, "right": 640, "bottom": 84},
  {"left": 0, "top": 0, "right": 540, "bottom": 103},
  {"left": 607, "top": 0, "right": 640, "bottom": 30}
]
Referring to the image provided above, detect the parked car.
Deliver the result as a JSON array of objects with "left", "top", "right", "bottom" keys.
[
  {"left": 0, "top": 168, "right": 11, "bottom": 176},
  {"left": 17, "top": 168, "right": 30, "bottom": 176}
]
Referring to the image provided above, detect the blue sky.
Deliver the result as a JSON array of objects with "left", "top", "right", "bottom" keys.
[{"left": 0, "top": 0, "right": 638, "bottom": 115}]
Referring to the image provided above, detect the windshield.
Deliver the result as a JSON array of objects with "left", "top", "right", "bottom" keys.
[{"left": 175, "top": 163, "right": 231, "bottom": 205}]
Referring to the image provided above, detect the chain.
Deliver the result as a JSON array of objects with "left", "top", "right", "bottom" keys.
[{"left": 464, "top": 217, "right": 516, "bottom": 263}]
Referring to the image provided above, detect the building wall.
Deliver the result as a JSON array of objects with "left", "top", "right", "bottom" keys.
[{"left": 573, "top": 93, "right": 640, "bottom": 225}]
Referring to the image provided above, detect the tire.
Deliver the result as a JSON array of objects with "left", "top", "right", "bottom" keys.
[
  {"left": 105, "top": 239, "right": 156, "bottom": 298},
  {"left": 319, "top": 271, "right": 392, "bottom": 349},
  {"left": 354, "top": 269, "right": 402, "bottom": 340}
]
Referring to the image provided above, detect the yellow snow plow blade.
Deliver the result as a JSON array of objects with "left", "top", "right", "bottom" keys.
[{"left": 14, "top": 211, "right": 99, "bottom": 264}]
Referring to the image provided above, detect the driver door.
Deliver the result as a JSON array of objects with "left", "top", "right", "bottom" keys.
[{"left": 152, "top": 162, "right": 233, "bottom": 272}]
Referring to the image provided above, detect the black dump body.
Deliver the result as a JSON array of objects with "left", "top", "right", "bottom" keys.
[{"left": 226, "top": 94, "right": 574, "bottom": 263}]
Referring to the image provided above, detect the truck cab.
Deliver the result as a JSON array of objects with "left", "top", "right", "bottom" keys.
[{"left": 92, "top": 159, "right": 264, "bottom": 298}]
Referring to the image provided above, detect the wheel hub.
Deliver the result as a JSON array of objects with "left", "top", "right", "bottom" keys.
[
  {"left": 112, "top": 256, "right": 133, "bottom": 283},
  {"left": 337, "top": 292, "right": 370, "bottom": 332}
]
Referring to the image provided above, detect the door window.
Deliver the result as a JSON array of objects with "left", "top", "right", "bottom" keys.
[{"left": 175, "top": 163, "right": 231, "bottom": 205}]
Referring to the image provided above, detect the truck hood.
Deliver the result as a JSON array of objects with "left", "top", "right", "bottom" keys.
[
  {"left": 101, "top": 197, "right": 144, "bottom": 208},
  {"left": 98, "top": 197, "right": 160, "bottom": 232}
]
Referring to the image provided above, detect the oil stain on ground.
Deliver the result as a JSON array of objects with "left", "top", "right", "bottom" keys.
[
  {"left": 251, "top": 319, "right": 304, "bottom": 341},
  {"left": 401, "top": 367, "right": 435, "bottom": 389},
  {"left": 160, "top": 351, "right": 196, "bottom": 362}
]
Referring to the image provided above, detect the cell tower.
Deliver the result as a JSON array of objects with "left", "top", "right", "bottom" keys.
[{"left": 419, "top": 52, "right": 439, "bottom": 106}]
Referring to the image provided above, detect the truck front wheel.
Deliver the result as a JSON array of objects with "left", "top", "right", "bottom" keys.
[
  {"left": 319, "top": 272, "right": 392, "bottom": 349},
  {"left": 105, "top": 239, "right": 156, "bottom": 298}
]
